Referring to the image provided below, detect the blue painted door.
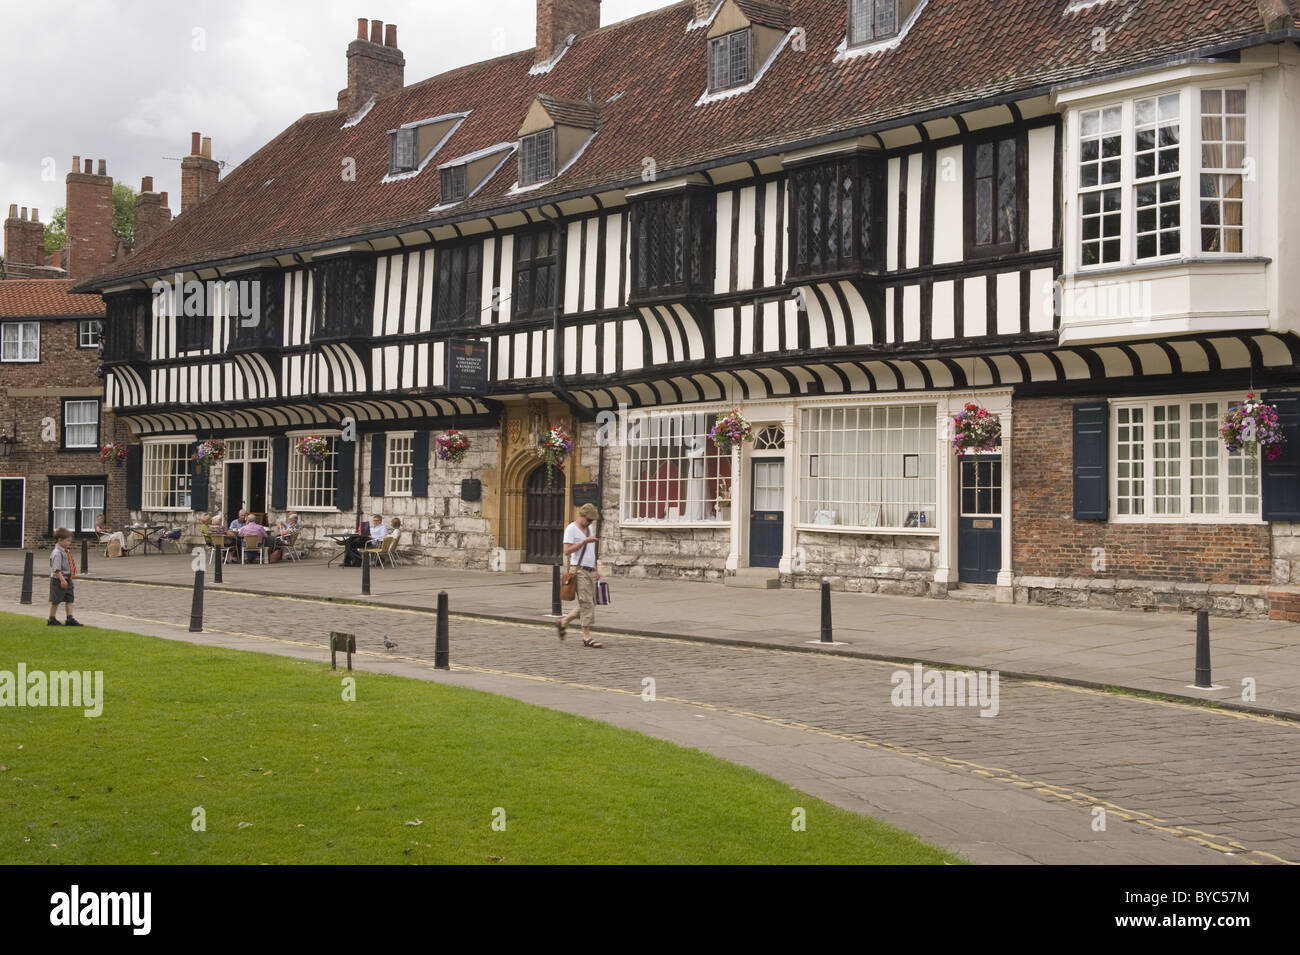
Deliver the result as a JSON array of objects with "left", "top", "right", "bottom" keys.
[
  {"left": 748, "top": 459, "right": 784, "bottom": 569},
  {"left": 957, "top": 455, "right": 1002, "bottom": 584}
]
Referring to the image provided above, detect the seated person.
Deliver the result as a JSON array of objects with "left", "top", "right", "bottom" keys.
[
  {"left": 95, "top": 513, "right": 128, "bottom": 555},
  {"left": 228, "top": 509, "right": 249, "bottom": 533},
  {"left": 273, "top": 512, "right": 299, "bottom": 550},
  {"left": 237, "top": 515, "right": 268, "bottom": 562},
  {"left": 369, "top": 514, "right": 388, "bottom": 543}
]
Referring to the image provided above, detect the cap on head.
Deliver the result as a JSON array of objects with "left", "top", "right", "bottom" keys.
[{"left": 579, "top": 503, "right": 599, "bottom": 521}]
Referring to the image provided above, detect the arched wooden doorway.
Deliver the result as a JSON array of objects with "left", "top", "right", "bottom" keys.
[{"left": 525, "top": 466, "right": 566, "bottom": 564}]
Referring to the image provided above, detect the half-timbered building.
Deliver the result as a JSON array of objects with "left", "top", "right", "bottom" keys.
[{"left": 78, "top": 0, "right": 1300, "bottom": 616}]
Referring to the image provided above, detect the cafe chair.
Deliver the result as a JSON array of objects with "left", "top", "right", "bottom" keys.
[
  {"left": 201, "top": 527, "right": 234, "bottom": 566},
  {"left": 361, "top": 533, "right": 397, "bottom": 570},
  {"left": 241, "top": 535, "right": 267, "bottom": 565}
]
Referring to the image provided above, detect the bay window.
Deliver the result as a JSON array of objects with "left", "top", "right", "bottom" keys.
[
  {"left": 1075, "top": 85, "right": 1251, "bottom": 269},
  {"left": 622, "top": 412, "right": 732, "bottom": 523},
  {"left": 799, "top": 404, "right": 937, "bottom": 530},
  {"left": 434, "top": 241, "right": 483, "bottom": 328},
  {"left": 1113, "top": 395, "right": 1259, "bottom": 521},
  {"left": 787, "top": 154, "right": 884, "bottom": 280},
  {"left": 629, "top": 189, "right": 715, "bottom": 300}
]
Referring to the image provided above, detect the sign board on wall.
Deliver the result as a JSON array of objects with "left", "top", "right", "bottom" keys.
[{"left": 447, "top": 339, "right": 489, "bottom": 395}]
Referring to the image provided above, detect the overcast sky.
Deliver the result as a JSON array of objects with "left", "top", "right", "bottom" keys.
[{"left": 0, "top": 0, "right": 671, "bottom": 229}]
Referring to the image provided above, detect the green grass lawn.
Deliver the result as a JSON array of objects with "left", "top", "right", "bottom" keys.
[{"left": 0, "top": 611, "right": 961, "bottom": 864}]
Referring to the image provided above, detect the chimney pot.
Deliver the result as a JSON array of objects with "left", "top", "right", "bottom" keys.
[
  {"left": 160, "top": 191, "right": 169, "bottom": 207},
  {"left": 385, "top": 23, "right": 397, "bottom": 47},
  {"left": 141, "top": 175, "right": 154, "bottom": 192},
  {"left": 201, "top": 136, "right": 212, "bottom": 159},
  {"left": 356, "top": 17, "right": 367, "bottom": 39},
  {"left": 6, "top": 204, "right": 15, "bottom": 218},
  {"left": 84, "top": 159, "right": 92, "bottom": 174},
  {"left": 370, "top": 19, "right": 383, "bottom": 43},
  {"left": 51, "top": 249, "right": 61, "bottom": 269},
  {"left": 97, "top": 159, "right": 106, "bottom": 176},
  {"left": 191, "top": 131, "right": 201, "bottom": 155},
  {"left": 19, "top": 207, "right": 27, "bottom": 220},
  {"left": 31, "top": 209, "right": 39, "bottom": 222}
]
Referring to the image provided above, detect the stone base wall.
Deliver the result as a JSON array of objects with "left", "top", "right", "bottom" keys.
[
  {"left": 786, "top": 532, "right": 939, "bottom": 596},
  {"left": 1015, "top": 575, "right": 1268, "bottom": 617}
]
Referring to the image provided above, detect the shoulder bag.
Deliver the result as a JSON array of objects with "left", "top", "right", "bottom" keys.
[{"left": 560, "top": 541, "right": 587, "bottom": 602}]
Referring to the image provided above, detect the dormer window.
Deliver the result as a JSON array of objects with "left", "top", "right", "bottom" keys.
[
  {"left": 441, "top": 165, "right": 467, "bottom": 202},
  {"left": 389, "top": 128, "right": 417, "bottom": 175},
  {"left": 849, "top": 0, "right": 898, "bottom": 45},
  {"left": 708, "top": 29, "right": 751, "bottom": 93},
  {"left": 520, "top": 130, "right": 556, "bottom": 187}
]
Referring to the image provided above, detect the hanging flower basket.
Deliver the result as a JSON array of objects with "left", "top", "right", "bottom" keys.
[
  {"left": 99, "top": 441, "right": 128, "bottom": 467},
  {"left": 191, "top": 438, "right": 227, "bottom": 472},
  {"left": 709, "top": 409, "right": 754, "bottom": 454},
  {"left": 951, "top": 403, "right": 1001, "bottom": 457},
  {"left": 436, "top": 429, "right": 471, "bottom": 464},
  {"left": 1220, "top": 392, "right": 1285, "bottom": 461},
  {"left": 296, "top": 435, "right": 330, "bottom": 465},
  {"left": 535, "top": 425, "right": 574, "bottom": 488}
]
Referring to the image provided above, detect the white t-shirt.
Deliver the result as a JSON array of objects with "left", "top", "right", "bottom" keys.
[
  {"left": 370, "top": 524, "right": 388, "bottom": 542},
  {"left": 563, "top": 521, "right": 596, "bottom": 568}
]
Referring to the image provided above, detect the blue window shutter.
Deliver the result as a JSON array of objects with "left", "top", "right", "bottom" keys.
[
  {"left": 1073, "top": 401, "right": 1108, "bottom": 520},
  {"left": 412, "top": 432, "right": 430, "bottom": 499},
  {"left": 1262, "top": 391, "right": 1300, "bottom": 521},
  {"left": 270, "top": 437, "right": 289, "bottom": 510},
  {"left": 336, "top": 437, "right": 356, "bottom": 512},
  {"left": 369, "top": 433, "right": 387, "bottom": 499},
  {"left": 125, "top": 444, "right": 143, "bottom": 511},
  {"left": 189, "top": 442, "right": 209, "bottom": 512}
]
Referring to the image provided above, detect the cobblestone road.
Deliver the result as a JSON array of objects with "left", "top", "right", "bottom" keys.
[{"left": 47, "top": 579, "right": 1300, "bottom": 864}]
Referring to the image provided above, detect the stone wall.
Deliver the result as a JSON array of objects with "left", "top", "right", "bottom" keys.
[{"left": 787, "top": 532, "right": 939, "bottom": 595}]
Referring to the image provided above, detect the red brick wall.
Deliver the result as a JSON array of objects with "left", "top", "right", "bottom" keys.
[
  {"left": 536, "top": 0, "right": 600, "bottom": 61},
  {"left": 65, "top": 162, "right": 116, "bottom": 282},
  {"left": 1012, "top": 396, "right": 1271, "bottom": 585},
  {"left": 0, "top": 317, "right": 126, "bottom": 546}
]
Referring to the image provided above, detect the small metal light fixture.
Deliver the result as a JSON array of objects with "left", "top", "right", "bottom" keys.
[{"left": 0, "top": 420, "right": 16, "bottom": 457}]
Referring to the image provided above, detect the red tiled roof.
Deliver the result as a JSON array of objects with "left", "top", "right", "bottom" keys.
[
  {"left": 537, "top": 94, "right": 602, "bottom": 129},
  {"left": 0, "top": 279, "right": 104, "bottom": 318},
  {"left": 78, "top": 0, "right": 1293, "bottom": 289}
]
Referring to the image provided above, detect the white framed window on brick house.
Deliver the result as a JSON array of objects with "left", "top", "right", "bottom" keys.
[
  {"left": 288, "top": 433, "right": 339, "bottom": 510},
  {"left": 1, "top": 321, "right": 39, "bottom": 361},
  {"left": 62, "top": 399, "right": 99, "bottom": 449},
  {"left": 142, "top": 440, "right": 193, "bottom": 510},
  {"left": 386, "top": 433, "right": 414, "bottom": 497},
  {"left": 1073, "top": 83, "right": 1253, "bottom": 269},
  {"left": 799, "top": 404, "right": 938, "bottom": 531},
  {"left": 1112, "top": 394, "right": 1260, "bottom": 522},
  {"left": 51, "top": 481, "right": 103, "bottom": 535},
  {"left": 622, "top": 411, "right": 732, "bottom": 524},
  {"left": 78, "top": 320, "right": 102, "bottom": 348}
]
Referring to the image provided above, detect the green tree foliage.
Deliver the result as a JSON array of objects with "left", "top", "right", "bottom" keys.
[{"left": 45, "top": 208, "right": 66, "bottom": 253}]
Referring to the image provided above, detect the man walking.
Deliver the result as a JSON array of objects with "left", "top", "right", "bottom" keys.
[{"left": 557, "top": 503, "right": 602, "bottom": 648}]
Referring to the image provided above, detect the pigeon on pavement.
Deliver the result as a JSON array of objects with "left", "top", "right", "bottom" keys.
[{"left": 383, "top": 635, "right": 397, "bottom": 651}]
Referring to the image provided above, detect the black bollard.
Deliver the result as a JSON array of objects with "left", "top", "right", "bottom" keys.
[
  {"left": 189, "top": 570, "right": 205, "bottom": 632},
  {"left": 435, "top": 590, "right": 449, "bottom": 670},
  {"left": 213, "top": 546, "right": 223, "bottom": 584},
  {"left": 820, "top": 579, "right": 833, "bottom": 643},
  {"left": 1194, "top": 609, "right": 1212, "bottom": 688},
  {"left": 551, "top": 563, "right": 561, "bottom": 616},
  {"left": 361, "top": 550, "right": 371, "bottom": 596},
  {"left": 19, "top": 551, "right": 33, "bottom": 605},
  {"left": 81, "top": 537, "right": 89, "bottom": 576}
]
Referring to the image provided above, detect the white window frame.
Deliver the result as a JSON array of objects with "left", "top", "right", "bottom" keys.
[
  {"left": 78, "top": 320, "right": 102, "bottom": 349},
  {"left": 1109, "top": 393, "right": 1262, "bottom": 524},
  {"left": 798, "top": 402, "right": 939, "bottom": 534},
  {"left": 620, "top": 411, "right": 733, "bottom": 527},
  {"left": 386, "top": 432, "right": 414, "bottom": 497},
  {"left": 62, "top": 399, "right": 99, "bottom": 449},
  {"left": 1, "top": 322, "right": 39, "bottom": 362},
  {"left": 141, "top": 438, "right": 194, "bottom": 512},
  {"left": 1067, "top": 77, "right": 1258, "bottom": 274},
  {"left": 287, "top": 431, "right": 340, "bottom": 512}
]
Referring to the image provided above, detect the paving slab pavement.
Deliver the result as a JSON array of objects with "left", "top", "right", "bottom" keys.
[{"left": 6, "top": 549, "right": 1297, "bottom": 717}]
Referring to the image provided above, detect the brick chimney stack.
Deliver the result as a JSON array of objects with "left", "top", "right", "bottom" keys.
[
  {"left": 693, "top": 1, "right": 716, "bottom": 20},
  {"left": 180, "top": 132, "right": 221, "bottom": 213},
  {"left": 337, "top": 18, "right": 405, "bottom": 113},
  {"left": 1257, "top": 0, "right": 1291, "bottom": 30},
  {"left": 3, "top": 204, "right": 48, "bottom": 278},
  {"left": 536, "top": 0, "right": 601, "bottom": 65},
  {"left": 65, "top": 156, "right": 117, "bottom": 281},
  {"left": 133, "top": 175, "right": 172, "bottom": 253}
]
